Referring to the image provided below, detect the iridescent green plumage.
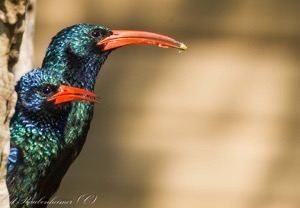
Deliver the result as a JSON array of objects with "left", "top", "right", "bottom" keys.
[
  {"left": 8, "top": 24, "right": 113, "bottom": 207},
  {"left": 42, "top": 23, "right": 113, "bottom": 164},
  {"left": 40, "top": 23, "right": 185, "bottom": 199},
  {"left": 8, "top": 69, "right": 71, "bottom": 207},
  {"left": 8, "top": 23, "right": 185, "bottom": 207},
  {"left": 8, "top": 68, "right": 97, "bottom": 208}
]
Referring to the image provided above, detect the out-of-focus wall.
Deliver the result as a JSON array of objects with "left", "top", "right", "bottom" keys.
[{"left": 34, "top": 1, "right": 300, "bottom": 208}]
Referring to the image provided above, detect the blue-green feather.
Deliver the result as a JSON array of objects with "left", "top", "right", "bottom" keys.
[
  {"left": 9, "top": 24, "right": 115, "bottom": 206},
  {"left": 8, "top": 68, "right": 72, "bottom": 207}
]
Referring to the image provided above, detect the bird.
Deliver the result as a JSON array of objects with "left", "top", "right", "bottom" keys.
[
  {"left": 7, "top": 68, "right": 97, "bottom": 207},
  {"left": 8, "top": 23, "right": 186, "bottom": 205},
  {"left": 39, "top": 23, "right": 186, "bottom": 200},
  {"left": 41, "top": 23, "right": 186, "bottom": 156}
]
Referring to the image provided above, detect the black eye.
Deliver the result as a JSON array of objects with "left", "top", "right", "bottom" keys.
[
  {"left": 41, "top": 85, "right": 57, "bottom": 96},
  {"left": 91, "top": 29, "right": 101, "bottom": 38},
  {"left": 42, "top": 85, "right": 53, "bottom": 95}
]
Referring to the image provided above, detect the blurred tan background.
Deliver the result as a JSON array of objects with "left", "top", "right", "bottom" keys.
[{"left": 33, "top": 0, "right": 300, "bottom": 208}]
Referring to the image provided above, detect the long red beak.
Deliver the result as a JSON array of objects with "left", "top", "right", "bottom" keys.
[
  {"left": 97, "top": 30, "right": 187, "bottom": 51},
  {"left": 47, "top": 85, "right": 98, "bottom": 105}
]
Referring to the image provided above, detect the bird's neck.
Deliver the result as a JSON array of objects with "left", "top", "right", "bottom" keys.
[
  {"left": 8, "top": 120, "right": 63, "bottom": 202},
  {"left": 8, "top": 110, "right": 67, "bottom": 201},
  {"left": 40, "top": 47, "right": 111, "bottom": 167},
  {"left": 64, "top": 54, "right": 105, "bottom": 91},
  {"left": 43, "top": 50, "right": 111, "bottom": 91},
  {"left": 42, "top": 51, "right": 110, "bottom": 148}
]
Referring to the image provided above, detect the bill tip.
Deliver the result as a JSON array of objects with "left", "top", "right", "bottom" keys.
[{"left": 179, "top": 43, "right": 187, "bottom": 50}]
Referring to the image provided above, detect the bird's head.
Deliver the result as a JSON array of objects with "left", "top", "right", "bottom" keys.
[
  {"left": 47, "top": 24, "right": 112, "bottom": 58},
  {"left": 43, "top": 23, "right": 186, "bottom": 66},
  {"left": 42, "top": 23, "right": 187, "bottom": 90},
  {"left": 15, "top": 68, "right": 97, "bottom": 124}
]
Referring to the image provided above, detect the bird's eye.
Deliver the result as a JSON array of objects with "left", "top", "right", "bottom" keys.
[
  {"left": 42, "top": 85, "right": 54, "bottom": 95},
  {"left": 91, "top": 30, "right": 101, "bottom": 38},
  {"left": 43, "top": 86, "right": 52, "bottom": 94}
]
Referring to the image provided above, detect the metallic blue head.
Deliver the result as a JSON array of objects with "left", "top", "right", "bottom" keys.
[{"left": 14, "top": 68, "right": 71, "bottom": 128}]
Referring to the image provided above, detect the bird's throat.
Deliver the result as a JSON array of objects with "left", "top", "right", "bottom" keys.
[{"left": 64, "top": 51, "right": 111, "bottom": 91}]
